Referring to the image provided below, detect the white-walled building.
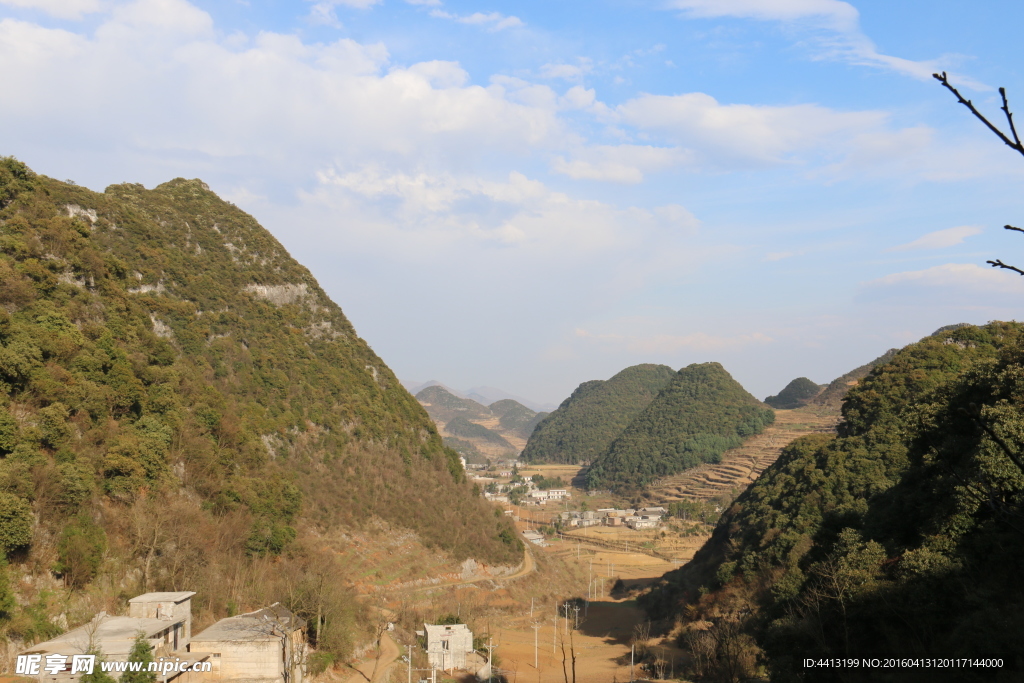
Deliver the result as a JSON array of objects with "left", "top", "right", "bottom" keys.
[
  {"left": 423, "top": 623, "right": 474, "bottom": 671},
  {"left": 189, "top": 603, "right": 305, "bottom": 683}
]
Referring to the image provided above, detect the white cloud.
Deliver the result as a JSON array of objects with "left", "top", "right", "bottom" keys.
[
  {"left": 864, "top": 264, "right": 1024, "bottom": 296},
  {"left": 551, "top": 144, "right": 694, "bottom": 183},
  {"left": 539, "top": 59, "right": 593, "bottom": 82},
  {"left": 307, "top": 0, "right": 382, "bottom": 28},
  {"left": 405, "top": 0, "right": 441, "bottom": 5},
  {"left": 0, "top": 0, "right": 102, "bottom": 20},
  {"left": 888, "top": 226, "right": 983, "bottom": 252},
  {"left": 311, "top": 167, "right": 699, "bottom": 256},
  {"left": 667, "top": 0, "right": 985, "bottom": 87},
  {"left": 109, "top": 0, "right": 212, "bottom": 35},
  {"left": 668, "top": 0, "right": 859, "bottom": 31},
  {"left": 615, "top": 91, "right": 886, "bottom": 166},
  {"left": 429, "top": 9, "right": 523, "bottom": 31},
  {"left": 0, "top": 13, "right": 567, "bottom": 170}
]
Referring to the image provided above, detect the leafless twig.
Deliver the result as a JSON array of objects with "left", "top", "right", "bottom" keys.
[{"left": 933, "top": 72, "right": 1024, "bottom": 157}]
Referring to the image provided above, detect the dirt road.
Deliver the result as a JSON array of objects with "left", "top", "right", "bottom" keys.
[{"left": 338, "top": 632, "right": 400, "bottom": 683}]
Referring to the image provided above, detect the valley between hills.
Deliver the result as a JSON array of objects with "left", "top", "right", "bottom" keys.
[{"left": 3, "top": 159, "right": 1022, "bottom": 683}]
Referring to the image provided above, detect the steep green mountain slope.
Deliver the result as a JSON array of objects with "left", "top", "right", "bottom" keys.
[
  {"left": 585, "top": 363, "right": 774, "bottom": 492},
  {"left": 0, "top": 159, "right": 520, "bottom": 640},
  {"left": 642, "top": 323, "right": 1024, "bottom": 682},
  {"left": 520, "top": 363, "right": 677, "bottom": 464},
  {"left": 764, "top": 376, "right": 822, "bottom": 409}
]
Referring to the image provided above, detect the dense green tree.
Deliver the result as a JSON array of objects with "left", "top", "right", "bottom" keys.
[
  {"left": 79, "top": 649, "right": 116, "bottom": 683},
  {"left": 55, "top": 514, "right": 107, "bottom": 588},
  {"left": 121, "top": 634, "right": 157, "bottom": 683},
  {"left": 0, "top": 492, "right": 32, "bottom": 554}
]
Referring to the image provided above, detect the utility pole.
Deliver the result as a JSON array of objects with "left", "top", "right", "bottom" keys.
[
  {"left": 572, "top": 605, "right": 580, "bottom": 630},
  {"left": 630, "top": 643, "right": 634, "bottom": 682},
  {"left": 531, "top": 621, "right": 540, "bottom": 669},
  {"left": 530, "top": 597, "right": 534, "bottom": 618},
  {"left": 407, "top": 645, "right": 412, "bottom": 683},
  {"left": 484, "top": 638, "right": 497, "bottom": 683}
]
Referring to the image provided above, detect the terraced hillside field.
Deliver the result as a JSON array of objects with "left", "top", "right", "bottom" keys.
[{"left": 642, "top": 407, "right": 838, "bottom": 504}]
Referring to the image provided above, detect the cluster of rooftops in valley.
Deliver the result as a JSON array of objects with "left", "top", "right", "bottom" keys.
[
  {"left": 561, "top": 507, "right": 667, "bottom": 530},
  {"left": 18, "top": 592, "right": 306, "bottom": 683}
]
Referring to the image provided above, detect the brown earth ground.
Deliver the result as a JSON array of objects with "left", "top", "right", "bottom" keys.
[
  {"left": 478, "top": 531, "right": 690, "bottom": 683},
  {"left": 329, "top": 407, "right": 838, "bottom": 682}
]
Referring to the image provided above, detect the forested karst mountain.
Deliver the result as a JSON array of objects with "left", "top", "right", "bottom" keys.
[
  {"left": 585, "top": 363, "right": 774, "bottom": 492},
  {"left": 643, "top": 323, "right": 1024, "bottom": 682},
  {"left": 764, "top": 376, "right": 822, "bottom": 409},
  {"left": 0, "top": 158, "right": 520, "bottom": 625},
  {"left": 520, "top": 363, "right": 677, "bottom": 464}
]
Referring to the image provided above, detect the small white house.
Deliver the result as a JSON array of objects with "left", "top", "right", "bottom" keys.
[{"left": 423, "top": 623, "right": 474, "bottom": 671}]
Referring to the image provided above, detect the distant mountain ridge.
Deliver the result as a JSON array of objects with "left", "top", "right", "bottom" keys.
[
  {"left": 403, "top": 379, "right": 555, "bottom": 412},
  {"left": 415, "top": 385, "right": 548, "bottom": 460}
]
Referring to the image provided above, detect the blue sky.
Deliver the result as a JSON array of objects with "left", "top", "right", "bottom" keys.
[{"left": 3, "top": 0, "right": 1024, "bottom": 406}]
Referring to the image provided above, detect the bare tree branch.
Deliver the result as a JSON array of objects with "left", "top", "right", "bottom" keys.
[
  {"left": 1001, "top": 88, "right": 1023, "bottom": 150},
  {"left": 986, "top": 259, "right": 1024, "bottom": 276},
  {"left": 933, "top": 72, "right": 1024, "bottom": 157}
]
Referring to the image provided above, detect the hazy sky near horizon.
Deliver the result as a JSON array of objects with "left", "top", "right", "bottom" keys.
[{"left": 3, "top": 0, "right": 1024, "bottom": 405}]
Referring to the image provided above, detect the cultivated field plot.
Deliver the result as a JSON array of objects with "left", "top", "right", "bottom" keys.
[{"left": 644, "top": 407, "right": 838, "bottom": 505}]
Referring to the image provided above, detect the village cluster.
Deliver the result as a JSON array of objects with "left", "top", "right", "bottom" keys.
[{"left": 557, "top": 506, "right": 667, "bottom": 530}]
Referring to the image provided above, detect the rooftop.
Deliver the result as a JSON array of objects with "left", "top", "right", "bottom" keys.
[
  {"left": 23, "top": 616, "right": 179, "bottom": 657},
  {"left": 129, "top": 592, "right": 196, "bottom": 604},
  {"left": 191, "top": 604, "right": 304, "bottom": 643}
]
